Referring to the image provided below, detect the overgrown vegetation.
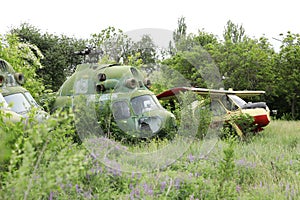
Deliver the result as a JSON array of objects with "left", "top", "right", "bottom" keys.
[{"left": 1, "top": 109, "right": 299, "bottom": 199}]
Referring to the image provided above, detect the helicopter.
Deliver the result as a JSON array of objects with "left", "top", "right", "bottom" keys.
[
  {"left": 0, "top": 59, "right": 48, "bottom": 122},
  {"left": 156, "top": 87, "right": 270, "bottom": 137},
  {"left": 53, "top": 60, "right": 177, "bottom": 138}
]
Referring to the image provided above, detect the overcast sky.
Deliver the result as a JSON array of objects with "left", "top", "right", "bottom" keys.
[{"left": 1, "top": 0, "right": 299, "bottom": 47}]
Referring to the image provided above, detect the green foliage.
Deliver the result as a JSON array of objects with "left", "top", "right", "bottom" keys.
[
  {"left": 162, "top": 53, "right": 207, "bottom": 87},
  {"left": 173, "top": 16, "right": 187, "bottom": 44},
  {"left": 0, "top": 109, "right": 88, "bottom": 199},
  {"left": 0, "top": 34, "right": 45, "bottom": 101},
  {"left": 90, "top": 26, "right": 132, "bottom": 63},
  {"left": 131, "top": 34, "right": 157, "bottom": 65},
  {"left": 223, "top": 20, "right": 246, "bottom": 43},
  {"left": 1, "top": 101, "right": 300, "bottom": 199},
  {"left": 273, "top": 32, "right": 300, "bottom": 119},
  {"left": 10, "top": 23, "right": 86, "bottom": 91},
  {"left": 90, "top": 27, "right": 157, "bottom": 66},
  {"left": 0, "top": 108, "right": 25, "bottom": 178},
  {"left": 214, "top": 29, "right": 276, "bottom": 93},
  {"left": 216, "top": 139, "right": 238, "bottom": 199},
  {"left": 194, "top": 100, "right": 212, "bottom": 139},
  {"left": 230, "top": 113, "right": 256, "bottom": 137}
]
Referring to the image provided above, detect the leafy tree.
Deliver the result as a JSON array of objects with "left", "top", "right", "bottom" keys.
[
  {"left": 10, "top": 23, "right": 86, "bottom": 91},
  {"left": 223, "top": 20, "right": 245, "bottom": 44},
  {"left": 211, "top": 21, "right": 276, "bottom": 98},
  {"left": 90, "top": 27, "right": 133, "bottom": 63},
  {"left": 173, "top": 16, "right": 187, "bottom": 44},
  {"left": 168, "top": 16, "right": 187, "bottom": 55},
  {"left": 0, "top": 34, "right": 45, "bottom": 100},
  {"left": 131, "top": 34, "right": 157, "bottom": 65},
  {"left": 273, "top": 32, "right": 300, "bottom": 119},
  {"left": 164, "top": 19, "right": 222, "bottom": 88},
  {"left": 193, "top": 29, "right": 219, "bottom": 48}
]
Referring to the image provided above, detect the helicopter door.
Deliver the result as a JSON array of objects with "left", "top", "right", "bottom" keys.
[
  {"left": 111, "top": 100, "right": 130, "bottom": 120},
  {"left": 111, "top": 100, "right": 137, "bottom": 134}
]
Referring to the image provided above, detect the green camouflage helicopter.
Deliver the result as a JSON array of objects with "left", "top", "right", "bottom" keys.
[
  {"left": 53, "top": 51, "right": 176, "bottom": 138},
  {"left": 0, "top": 59, "right": 48, "bottom": 122}
]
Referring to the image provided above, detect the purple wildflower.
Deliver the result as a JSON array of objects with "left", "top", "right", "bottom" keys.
[
  {"left": 75, "top": 184, "right": 82, "bottom": 193},
  {"left": 143, "top": 183, "right": 153, "bottom": 196},
  {"left": 174, "top": 178, "right": 181, "bottom": 189},
  {"left": 83, "top": 191, "right": 93, "bottom": 199},
  {"left": 188, "top": 154, "right": 195, "bottom": 162},
  {"left": 160, "top": 181, "right": 166, "bottom": 191},
  {"left": 190, "top": 194, "right": 194, "bottom": 200},
  {"left": 236, "top": 185, "right": 241, "bottom": 193},
  {"left": 49, "top": 191, "right": 53, "bottom": 200}
]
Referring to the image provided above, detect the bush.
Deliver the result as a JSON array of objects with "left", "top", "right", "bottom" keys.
[{"left": 0, "top": 109, "right": 88, "bottom": 199}]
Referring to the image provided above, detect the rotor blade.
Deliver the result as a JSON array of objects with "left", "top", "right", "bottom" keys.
[{"left": 156, "top": 87, "right": 265, "bottom": 100}]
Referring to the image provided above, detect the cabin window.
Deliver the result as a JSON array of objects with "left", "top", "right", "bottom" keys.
[
  {"left": 221, "top": 95, "right": 239, "bottom": 111},
  {"left": 228, "top": 95, "right": 247, "bottom": 108},
  {"left": 131, "top": 95, "right": 160, "bottom": 115},
  {"left": 112, "top": 101, "right": 130, "bottom": 120},
  {"left": 4, "top": 93, "right": 31, "bottom": 114}
]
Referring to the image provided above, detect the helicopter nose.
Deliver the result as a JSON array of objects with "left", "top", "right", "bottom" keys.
[
  {"left": 138, "top": 116, "right": 162, "bottom": 134},
  {"left": 241, "top": 103, "right": 270, "bottom": 128}
]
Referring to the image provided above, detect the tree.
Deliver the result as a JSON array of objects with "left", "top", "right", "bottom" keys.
[
  {"left": 173, "top": 16, "right": 187, "bottom": 44},
  {"left": 274, "top": 32, "right": 300, "bottom": 119},
  {"left": 131, "top": 34, "right": 157, "bottom": 65},
  {"left": 223, "top": 20, "right": 245, "bottom": 44},
  {"left": 210, "top": 21, "right": 276, "bottom": 93},
  {"left": 164, "top": 20, "right": 222, "bottom": 88},
  {"left": 10, "top": 23, "right": 86, "bottom": 91},
  {"left": 0, "top": 34, "right": 45, "bottom": 100},
  {"left": 89, "top": 27, "right": 133, "bottom": 63},
  {"left": 168, "top": 16, "right": 188, "bottom": 55}
]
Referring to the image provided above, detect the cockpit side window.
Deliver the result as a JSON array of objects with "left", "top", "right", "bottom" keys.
[
  {"left": 112, "top": 101, "right": 130, "bottom": 120},
  {"left": 228, "top": 95, "right": 247, "bottom": 109},
  {"left": 221, "top": 95, "right": 239, "bottom": 111}
]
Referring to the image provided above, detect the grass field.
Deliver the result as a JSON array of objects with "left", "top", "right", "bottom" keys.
[
  {"left": 81, "top": 120, "right": 300, "bottom": 199},
  {"left": 1, "top": 120, "right": 299, "bottom": 199}
]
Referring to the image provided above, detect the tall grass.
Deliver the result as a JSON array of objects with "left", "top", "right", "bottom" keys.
[{"left": 1, "top": 118, "right": 299, "bottom": 199}]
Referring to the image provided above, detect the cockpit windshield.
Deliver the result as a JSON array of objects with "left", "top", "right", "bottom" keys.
[
  {"left": 228, "top": 95, "right": 247, "bottom": 108},
  {"left": 4, "top": 93, "right": 31, "bottom": 114},
  {"left": 131, "top": 95, "right": 160, "bottom": 115}
]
